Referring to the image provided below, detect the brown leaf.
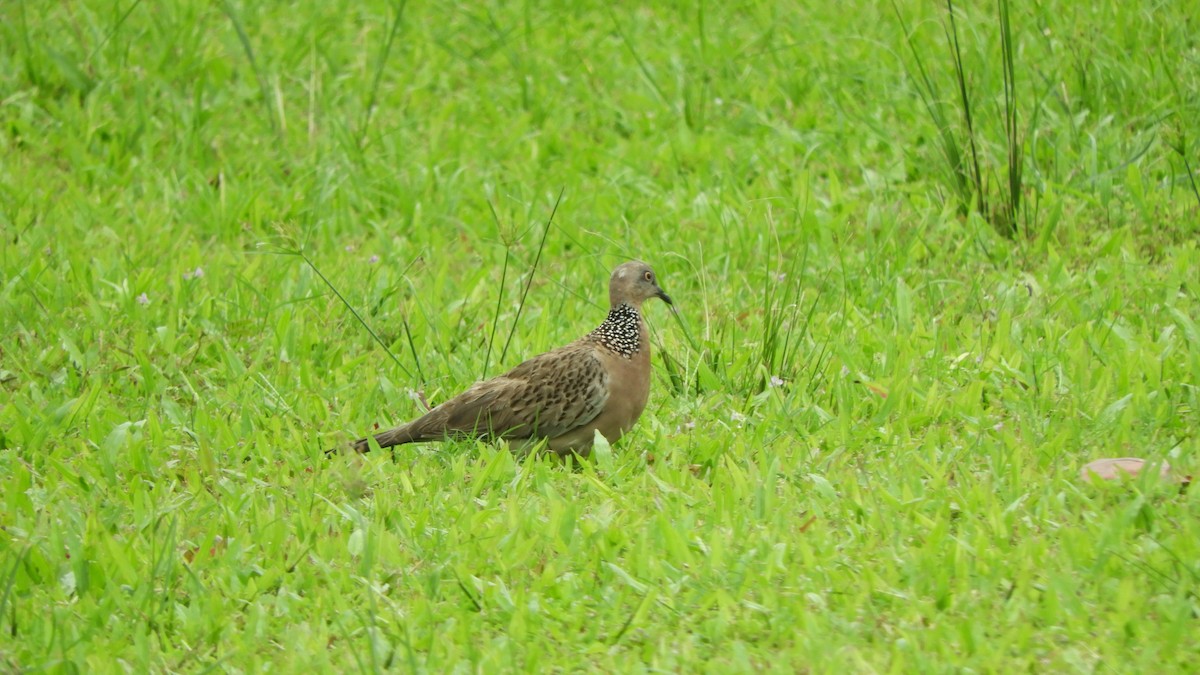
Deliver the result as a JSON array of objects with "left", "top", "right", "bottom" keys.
[{"left": 1079, "top": 458, "right": 1173, "bottom": 483}]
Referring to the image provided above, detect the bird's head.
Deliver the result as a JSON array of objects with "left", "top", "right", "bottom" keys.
[{"left": 609, "top": 261, "right": 672, "bottom": 309}]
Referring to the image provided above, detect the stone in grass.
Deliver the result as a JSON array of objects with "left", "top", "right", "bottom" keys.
[{"left": 1079, "top": 458, "right": 1173, "bottom": 484}]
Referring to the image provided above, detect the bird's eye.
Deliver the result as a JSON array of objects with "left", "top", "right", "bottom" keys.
[{"left": 644, "top": 271, "right": 653, "bottom": 281}]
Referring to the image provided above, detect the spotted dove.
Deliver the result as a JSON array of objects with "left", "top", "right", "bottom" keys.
[{"left": 347, "top": 261, "right": 672, "bottom": 456}]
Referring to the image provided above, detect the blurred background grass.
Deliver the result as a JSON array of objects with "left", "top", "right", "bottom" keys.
[{"left": 2, "top": 0, "right": 1199, "bottom": 670}]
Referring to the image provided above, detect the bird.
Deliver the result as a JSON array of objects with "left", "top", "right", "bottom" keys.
[{"left": 346, "top": 261, "right": 672, "bottom": 457}]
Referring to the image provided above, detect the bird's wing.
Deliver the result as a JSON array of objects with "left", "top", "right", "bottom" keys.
[{"left": 425, "top": 346, "right": 611, "bottom": 441}]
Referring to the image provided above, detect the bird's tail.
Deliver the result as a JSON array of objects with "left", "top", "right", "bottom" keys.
[
  {"left": 325, "top": 424, "right": 419, "bottom": 456},
  {"left": 355, "top": 424, "right": 420, "bottom": 452}
]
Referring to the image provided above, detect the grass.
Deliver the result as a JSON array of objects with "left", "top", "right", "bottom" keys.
[{"left": 2, "top": 0, "right": 1199, "bottom": 671}]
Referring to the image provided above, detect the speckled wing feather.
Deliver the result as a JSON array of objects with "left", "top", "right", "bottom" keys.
[{"left": 407, "top": 344, "right": 611, "bottom": 442}]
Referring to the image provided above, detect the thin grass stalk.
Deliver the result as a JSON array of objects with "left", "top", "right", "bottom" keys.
[
  {"left": 499, "top": 188, "right": 563, "bottom": 364},
  {"left": 85, "top": 0, "right": 145, "bottom": 63},
  {"left": 295, "top": 249, "right": 418, "bottom": 381},
  {"left": 1169, "top": 130, "right": 1200, "bottom": 210},
  {"left": 219, "top": 0, "right": 283, "bottom": 145},
  {"left": 758, "top": 248, "right": 807, "bottom": 390},
  {"left": 945, "top": 0, "right": 987, "bottom": 218},
  {"left": 398, "top": 311, "right": 425, "bottom": 384},
  {"left": 607, "top": 6, "right": 669, "bottom": 106},
  {"left": 483, "top": 198, "right": 511, "bottom": 379},
  {"left": 757, "top": 260, "right": 780, "bottom": 390},
  {"left": 892, "top": 2, "right": 972, "bottom": 212},
  {"left": 998, "top": 0, "right": 1022, "bottom": 237},
  {"left": 0, "top": 545, "right": 30, "bottom": 631},
  {"left": 358, "top": 0, "right": 409, "bottom": 148},
  {"left": 778, "top": 242, "right": 812, "bottom": 377},
  {"left": 1181, "top": 153, "right": 1200, "bottom": 211}
]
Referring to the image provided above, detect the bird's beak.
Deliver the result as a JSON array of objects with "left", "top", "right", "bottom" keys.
[{"left": 656, "top": 288, "right": 673, "bottom": 305}]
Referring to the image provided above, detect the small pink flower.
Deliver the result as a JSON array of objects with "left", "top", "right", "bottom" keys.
[
  {"left": 769, "top": 376, "right": 784, "bottom": 388},
  {"left": 136, "top": 293, "right": 150, "bottom": 305},
  {"left": 368, "top": 255, "right": 380, "bottom": 264}
]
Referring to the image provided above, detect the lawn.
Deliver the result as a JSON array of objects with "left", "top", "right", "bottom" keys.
[{"left": 2, "top": 0, "right": 1199, "bottom": 671}]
